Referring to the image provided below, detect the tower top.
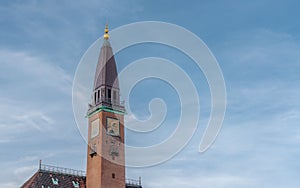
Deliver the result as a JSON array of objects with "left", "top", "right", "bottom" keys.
[
  {"left": 104, "top": 24, "right": 109, "bottom": 39},
  {"left": 88, "top": 23, "right": 126, "bottom": 115},
  {"left": 93, "top": 24, "right": 118, "bottom": 91}
]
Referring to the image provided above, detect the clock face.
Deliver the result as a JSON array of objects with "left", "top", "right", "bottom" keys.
[
  {"left": 106, "top": 117, "right": 120, "bottom": 136},
  {"left": 91, "top": 118, "right": 99, "bottom": 139}
]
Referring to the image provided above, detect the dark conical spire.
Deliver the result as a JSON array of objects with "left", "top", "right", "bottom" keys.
[
  {"left": 93, "top": 41, "right": 119, "bottom": 90},
  {"left": 92, "top": 25, "right": 120, "bottom": 107}
]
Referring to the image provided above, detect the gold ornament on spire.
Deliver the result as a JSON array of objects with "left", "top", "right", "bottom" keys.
[{"left": 104, "top": 24, "right": 109, "bottom": 39}]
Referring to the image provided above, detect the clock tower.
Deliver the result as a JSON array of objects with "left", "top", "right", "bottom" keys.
[{"left": 86, "top": 25, "right": 126, "bottom": 188}]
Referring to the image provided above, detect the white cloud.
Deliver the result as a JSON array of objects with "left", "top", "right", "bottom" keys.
[
  {"left": 0, "top": 49, "right": 72, "bottom": 95},
  {"left": 0, "top": 49, "right": 76, "bottom": 140},
  {"left": 14, "top": 165, "right": 36, "bottom": 179},
  {"left": 0, "top": 139, "right": 13, "bottom": 143},
  {"left": 0, "top": 182, "right": 19, "bottom": 188},
  {"left": 0, "top": 165, "right": 37, "bottom": 188},
  {"left": 19, "top": 155, "right": 40, "bottom": 163},
  {"left": 0, "top": 98, "right": 54, "bottom": 141},
  {"left": 11, "top": 111, "right": 54, "bottom": 131},
  {"left": 0, "top": 48, "right": 84, "bottom": 188}
]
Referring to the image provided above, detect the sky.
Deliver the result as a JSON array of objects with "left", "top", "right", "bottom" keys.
[{"left": 1, "top": 0, "right": 300, "bottom": 187}]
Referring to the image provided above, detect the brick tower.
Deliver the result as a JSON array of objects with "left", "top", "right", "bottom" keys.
[{"left": 86, "top": 25, "right": 126, "bottom": 188}]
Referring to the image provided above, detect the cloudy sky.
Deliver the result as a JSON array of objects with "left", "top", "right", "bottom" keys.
[{"left": 1, "top": 0, "right": 300, "bottom": 187}]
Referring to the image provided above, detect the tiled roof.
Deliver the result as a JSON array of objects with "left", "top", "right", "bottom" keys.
[
  {"left": 21, "top": 163, "right": 142, "bottom": 188},
  {"left": 21, "top": 169, "right": 86, "bottom": 188}
]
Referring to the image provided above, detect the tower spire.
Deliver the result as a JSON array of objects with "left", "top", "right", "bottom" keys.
[
  {"left": 86, "top": 24, "right": 126, "bottom": 188},
  {"left": 104, "top": 24, "right": 109, "bottom": 39}
]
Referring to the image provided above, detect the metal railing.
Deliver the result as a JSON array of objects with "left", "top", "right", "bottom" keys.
[
  {"left": 38, "top": 161, "right": 141, "bottom": 186},
  {"left": 126, "top": 178, "right": 142, "bottom": 186},
  {"left": 39, "top": 162, "right": 86, "bottom": 177}
]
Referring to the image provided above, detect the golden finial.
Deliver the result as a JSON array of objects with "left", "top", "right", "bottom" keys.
[{"left": 104, "top": 24, "right": 109, "bottom": 39}]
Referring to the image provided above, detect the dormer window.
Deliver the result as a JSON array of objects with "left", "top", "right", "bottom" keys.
[
  {"left": 72, "top": 181, "right": 80, "bottom": 188},
  {"left": 52, "top": 177, "right": 59, "bottom": 185}
]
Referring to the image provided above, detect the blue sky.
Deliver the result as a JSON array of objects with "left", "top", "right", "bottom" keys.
[{"left": 1, "top": 0, "right": 300, "bottom": 187}]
